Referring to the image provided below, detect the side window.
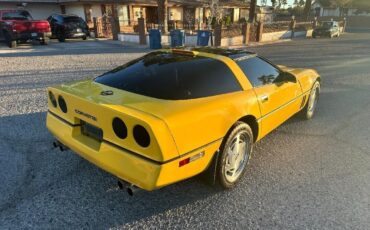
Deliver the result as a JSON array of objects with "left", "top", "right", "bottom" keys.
[{"left": 236, "top": 57, "right": 280, "bottom": 87}]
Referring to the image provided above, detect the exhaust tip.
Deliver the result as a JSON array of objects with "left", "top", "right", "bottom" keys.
[
  {"left": 127, "top": 187, "right": 134, "bottom": 196},
  {"left": 117, "top": 180, "right": 124, "bottom": 190},
  {"left": 53, "top": 140, "right": 69, "bottom": 151},
  {"left": 117, "top": 180, "right": 138, "bottom": 196}
]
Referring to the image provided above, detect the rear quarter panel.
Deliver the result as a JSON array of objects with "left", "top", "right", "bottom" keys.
[{"left": 162, "top": 90, "right": 261, "bottom": 155}]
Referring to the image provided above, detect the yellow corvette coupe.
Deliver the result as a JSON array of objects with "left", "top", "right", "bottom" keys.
[{"left": 46, "top": 48, "right": 320, "bottom": 192}]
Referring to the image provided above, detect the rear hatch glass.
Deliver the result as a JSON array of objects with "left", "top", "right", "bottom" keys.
[
  {"left": 2, "top": 11, "right": 33, "bottom": 20},
  {"left": 94, "top": 52, "right": 242, "bottom": 100},
  {"left": 63, "top": 16, "right": 86, "bottom": 30}
]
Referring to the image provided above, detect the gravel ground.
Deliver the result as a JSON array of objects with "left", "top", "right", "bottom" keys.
[{"left": 0, "top": 35, "right": 369, "bottom": 229}]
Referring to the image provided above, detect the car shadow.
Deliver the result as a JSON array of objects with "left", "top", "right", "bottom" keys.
[{"left": 0, "top": 111, "right": 228, "bottom": 228}]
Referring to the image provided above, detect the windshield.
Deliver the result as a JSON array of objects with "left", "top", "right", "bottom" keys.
[
  {"left": 94, "top": 52, "right": 242, "bottom": 100},
  {"left": 2, "top": 11, "right": 33, "bottom": 20}
]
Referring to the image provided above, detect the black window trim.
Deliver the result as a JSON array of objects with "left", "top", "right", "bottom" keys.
[{"left": 236, "top": 55, "right": 283, "bottom": 89}]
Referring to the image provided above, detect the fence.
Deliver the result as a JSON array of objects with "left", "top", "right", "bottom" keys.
[{"left": 117, "top": 17, "right": 329, "bottom": 46}]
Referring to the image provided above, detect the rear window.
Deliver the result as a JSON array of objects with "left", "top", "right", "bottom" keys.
[
  {"left": 2, "top": 11, "right": 32, "bottom": 20},
  {"left": 94, "top": 52, "right": 242, "bottom": 100},
  {"left": 63, "top": 16, "right": 85, "bottom": 24}
]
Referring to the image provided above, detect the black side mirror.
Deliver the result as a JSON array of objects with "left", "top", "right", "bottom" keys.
[{"left": 275, "top": 72, "right": 297, "bottom": 84}]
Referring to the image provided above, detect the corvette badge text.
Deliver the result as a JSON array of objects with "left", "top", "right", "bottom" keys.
[{"left": 75, "top": 109, "right": 97, "bottom": 121}]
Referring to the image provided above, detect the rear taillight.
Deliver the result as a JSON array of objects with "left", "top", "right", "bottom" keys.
[
  {"left": 112, "top": 117, "right": 127, "bottom": 139},
  {"left": 34, "top": 22, "right": 51, "bottom": 32},
  {"left": 48, "top": 91, "right": 57, "bottom": 107},
  {"left": 133, "top": 125, "right": 150, "bottom": 147},
  {"left": 58, "top": 96, "right": 67, "bottom": 113},
  {"left": 12, "top": 23, "right": 27, "bottom": 32}
]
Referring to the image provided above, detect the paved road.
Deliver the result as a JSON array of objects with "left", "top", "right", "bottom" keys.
[{"left": 0, "top": 35, "right": 369, "bottom": 229}]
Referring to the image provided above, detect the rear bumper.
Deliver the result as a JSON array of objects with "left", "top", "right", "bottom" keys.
[
  {"left": 14, "top": 32, "right": 51, "bottom": 41},
  {"left": 312, "top": 30, "right": 331, "bottom": 37},
  {"left": 65, "top": 32, "right": 88, "bottom": 38},
  {"left": 46, "top": 111, "right": 219, "bottom": 191}
]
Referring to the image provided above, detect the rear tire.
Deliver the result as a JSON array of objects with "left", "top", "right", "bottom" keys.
[
  {"left": 57, "top": 29, "right": 66, "bottom": 42},
  {"left": 4, "top": 32, "right": 16, "bottom": 48},
  {"left": 58, "top": 36, "right": 65, "bottom": 42},
  {"left": 214, "top": 122, "right": 253, "bottom": 189},
  {"left": 82, "top": 35, "right": 87, "bottom": 40},
  {"left": 299, "top": 81, "right": 320, "bottom": 120},
  {"left": 40, "top": 37, "right": 50, "bottom": 45}
]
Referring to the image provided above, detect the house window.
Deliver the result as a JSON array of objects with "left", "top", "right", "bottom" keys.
[
  {"left": 195, "top": 7, "right": 204, "bottom": 23},
  {"left": 118, "top": 5, "right": 129, "bottom": 25},
  {"left": 169, "top": 7, "right": 183, "bottom": 21},
  {"left": 233, "top": 8, "right": 240, "bottom": 22},
  {"left": 133, "top": 7, "right": 144, "bottom": 21}
]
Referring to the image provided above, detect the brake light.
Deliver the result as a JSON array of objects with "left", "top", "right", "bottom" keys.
[
  {"left": 12, "top": 23, "right": 27, "bottom": 32},
  {"left": 33, "top": 22, "right": 51, "bottom": 32}
]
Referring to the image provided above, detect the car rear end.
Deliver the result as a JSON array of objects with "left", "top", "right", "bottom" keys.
[
  {"left": 46, "top": 80, "right": 218, "bottom": 191},
  {"left": 61, "top": 16, "right": 89, "bottom": 39},
  {"left": 14, "top": 20, "right": 51, "bottom": 41},
  {"left": 0, "top": 10, "right": 51, "bottom": 44}
]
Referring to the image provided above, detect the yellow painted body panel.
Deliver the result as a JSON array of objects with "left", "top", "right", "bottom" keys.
[{"left": 46, "top": 49, "right": 320, "bottom": 191}]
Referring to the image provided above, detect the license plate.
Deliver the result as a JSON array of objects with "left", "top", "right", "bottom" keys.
[
  {"left": 77, "top": 28, "right": 82, "bottom": 32},
  {"left": 81, "top": 121, "right": 103, "bottom": 142},
  {"left": 31, "top": 32, "right": 37, "bottom": 37}
]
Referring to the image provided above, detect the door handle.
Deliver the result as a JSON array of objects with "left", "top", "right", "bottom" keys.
[{"left": 260, "top": 95, "right": 269, "bottom": 103}]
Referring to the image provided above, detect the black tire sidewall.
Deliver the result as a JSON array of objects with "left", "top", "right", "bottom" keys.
[{"left": 217, "top": 122, "right": 253, "bottom": 189}]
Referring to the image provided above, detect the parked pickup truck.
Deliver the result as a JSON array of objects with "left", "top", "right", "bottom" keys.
[{"left": 0, "top": 10, "right": 51, "bottom": 48}]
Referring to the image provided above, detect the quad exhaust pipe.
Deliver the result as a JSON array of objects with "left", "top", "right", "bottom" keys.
[
  {"left": 53, "top": 140, "right": 69, "bottom": 152},
  {"left": 117, "top": 180, "right": 139, "bottom": 196}
]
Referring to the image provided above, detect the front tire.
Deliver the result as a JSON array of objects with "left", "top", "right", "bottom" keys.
[
  {"left": 216, "top": 122, "right": 253, "bottom": 189},
  {"left": 299, "top": 81, "right": 320, "bottom": 120}
]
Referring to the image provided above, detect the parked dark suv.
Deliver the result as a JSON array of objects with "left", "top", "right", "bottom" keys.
[{"left": 47, "top": 14, "right": 89, "bottom": 42}]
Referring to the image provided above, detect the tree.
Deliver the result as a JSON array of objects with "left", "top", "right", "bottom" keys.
[
  {"left": 280, "top": 0, "right": 288, "bottom": 8},
  {"left": 336, "top": 0, "right": 353, "bottom": 16},
  {"left": 271, "top": 0, "right": 277, "bottom": 8},
  {"left": 294, "top": 0, "right": 299, "bottom": 6},
  {"left": 304, "top": 0, "right": 312, "bottom": 18},
  {"left": 353, "top": 0, "right": 370, "bottom": 11},
  {"left": 299, "top": 0, "right": 305, "bottom": 7},
  {"left": 157, "top": 0, "right": 168, "bottom": 33},
  {"left": 249, "top": 0, "right": 257, "bottom": 22}
]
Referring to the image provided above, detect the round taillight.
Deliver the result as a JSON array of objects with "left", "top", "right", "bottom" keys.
[
  {"left": 58, "top": 96, "right": 67, "bottom": 113},
  {"left": 48, "top": 91, "right": 57, "bottom": 107},
  {"left": 112, "top": 117, "right": 127, "bottom": 139},
  {"left": 133, "top": 125, "right": 150, "bottom": 147}
]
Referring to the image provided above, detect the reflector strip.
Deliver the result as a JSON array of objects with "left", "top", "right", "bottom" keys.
[{"left": 179, "top": 151, "right": 205, "bottom": 167}]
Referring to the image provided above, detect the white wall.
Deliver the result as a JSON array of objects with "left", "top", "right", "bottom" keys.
[
  {"left": 91, "top": 4, "right": 102, "bottom": 18},
  {"left": 65, "top": 4, "right": 85, "bottom": 18},
  {"left": 0, "top": 3, "right": 61, "bottom": 20}
]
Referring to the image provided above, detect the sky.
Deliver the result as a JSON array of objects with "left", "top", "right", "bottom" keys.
[{"left": 257, "top": 0, "right": 296, "bottom": 7}]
